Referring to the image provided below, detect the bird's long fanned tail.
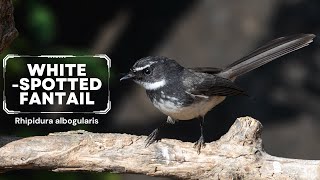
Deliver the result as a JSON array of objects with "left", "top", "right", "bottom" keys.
[{"left": 218, "top": 34, "right": 316, "bottom": 79}]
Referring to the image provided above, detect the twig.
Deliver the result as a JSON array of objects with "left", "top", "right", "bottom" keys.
[{"left": 0, "top": 117, "right": 319, "bottom": 179}]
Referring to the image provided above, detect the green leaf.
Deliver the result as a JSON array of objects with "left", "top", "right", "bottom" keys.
[{"left": 28, "top": 3, "right": 56, "bottom": 44}]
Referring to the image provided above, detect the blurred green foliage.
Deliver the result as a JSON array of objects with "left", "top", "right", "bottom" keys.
[
  {"left": 27, "top": 1, "right": 56, "bottom": 44},
  {"left": 1, "top": 0, "right": 110, "bottom": 81},
  {"left": 0, "top": 0, "right": 118, "bottom": 179}
]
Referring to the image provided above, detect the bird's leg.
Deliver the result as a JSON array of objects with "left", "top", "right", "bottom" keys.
[
  {"left": 145, "top": 128, "right": 160, "bottom": 147},
  {"left": 166, "top": 116, "right": 176, "bottom": 124},
  {"left": 145, "top": 116, "right": 175, "bottom": 147},
  {"left": 194, "top": 116, "right": 206, "bottom": 154}
]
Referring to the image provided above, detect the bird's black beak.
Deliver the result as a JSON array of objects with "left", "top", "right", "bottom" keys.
[{"left": 120, "top": 72, "right": 135, "bottom": 81}]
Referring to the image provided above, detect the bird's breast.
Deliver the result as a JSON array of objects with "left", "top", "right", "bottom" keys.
[{"left": 149, "top": 90, "right": 226, "bottom": 120}]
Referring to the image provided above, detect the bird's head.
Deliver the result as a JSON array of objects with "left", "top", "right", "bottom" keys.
[{"left": 120, "top": 56, "right": 183, "bottom": 90}]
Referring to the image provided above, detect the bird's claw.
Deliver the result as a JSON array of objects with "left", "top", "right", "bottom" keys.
[
  {"left": 145, "top": 128, "right": 160, "bottom": 147},
  {"left": 194, "top": 136, "right": 206, "bottom": 154}
]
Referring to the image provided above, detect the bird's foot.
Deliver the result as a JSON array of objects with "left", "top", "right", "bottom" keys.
[
  {"left": 145, "top": 128, "right": 160, "bottom": 147},
  {"left": 166, "top": 116, "right": 176, "bottom": 124},
  {"left": 194, "top": 135, "right": 206, "bottom": 154}
]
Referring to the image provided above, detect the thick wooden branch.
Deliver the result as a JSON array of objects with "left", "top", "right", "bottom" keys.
[
  {"left": 0, "top": 0, "right": 18, "bottom": 52},
  {"left": 0, "top": 117, "right": 319, "bottom": 179}
]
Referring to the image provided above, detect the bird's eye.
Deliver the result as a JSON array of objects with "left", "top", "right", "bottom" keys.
[{"left": 143, "top": 68, "right": 151, "bottom": 75}]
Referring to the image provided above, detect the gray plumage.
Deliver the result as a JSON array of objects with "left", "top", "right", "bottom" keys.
[{"left": 120, "top": 33, "right": 315, "bottom": 153}]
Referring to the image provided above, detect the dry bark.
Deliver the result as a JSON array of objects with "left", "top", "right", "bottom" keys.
[
  {"left": 0, "top": 117, "right": 319, "bottom": 179},
  {"left": 0, "top": 0, "right": 18, "bottom": 52}
]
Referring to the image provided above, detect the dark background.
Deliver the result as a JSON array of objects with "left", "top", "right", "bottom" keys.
[{"left": 1, "top": 0, "right": 320, "bottom": 180}]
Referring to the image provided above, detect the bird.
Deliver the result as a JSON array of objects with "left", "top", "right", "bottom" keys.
[{"left": 120, "top": 34, "right": 315, "bottom": 153}]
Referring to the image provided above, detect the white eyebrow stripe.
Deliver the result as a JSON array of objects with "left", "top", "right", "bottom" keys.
[
  {"left": 133, "top": 61, "right": 156, "bottom": 71},
  {"left": 133, "top": 64, "right": 151, "bottom": 71}
]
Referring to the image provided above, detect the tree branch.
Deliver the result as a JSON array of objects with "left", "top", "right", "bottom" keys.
[
  {"left": 0, "top": 0, "right": 18, "bottom": 52},
  {"left": 0, "top": 117, "right": 319, "bottom": 179}
]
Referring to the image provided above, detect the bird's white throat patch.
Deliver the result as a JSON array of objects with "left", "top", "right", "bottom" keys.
[{"left": 136, "top": 79, "right": 166, "bottom": 90}]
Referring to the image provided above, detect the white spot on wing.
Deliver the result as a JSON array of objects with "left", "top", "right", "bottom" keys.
[{"left": 185, "top": 91, "right": 209, "bottom": 99}]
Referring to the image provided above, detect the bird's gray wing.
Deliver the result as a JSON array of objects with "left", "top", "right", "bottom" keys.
[
  {"left": 188, "top": 67, "right": 222, "bottom": 75},
  {"left": 184, "top": 74, "right": 247, "bottom": 97}
]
